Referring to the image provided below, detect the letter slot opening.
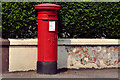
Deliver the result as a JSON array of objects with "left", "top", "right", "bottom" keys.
[{"left": 48, "top": 15, "right": 56, "bottom": 17}]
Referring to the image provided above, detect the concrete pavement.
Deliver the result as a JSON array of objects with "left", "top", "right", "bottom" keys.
[{"left": 1, "top": 68, "right": 119, "bottom": 78}]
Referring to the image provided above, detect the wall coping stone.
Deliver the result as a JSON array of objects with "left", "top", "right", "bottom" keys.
[
  {"left": 8, "top": 38, "right": 120, "bottom": 46},
  {"left": 0, "top": 39, "right": 10, "bottom": 45}
]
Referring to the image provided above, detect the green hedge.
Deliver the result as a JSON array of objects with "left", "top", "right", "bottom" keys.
[
  {"left": 2, "top": 2, "right": 39, "bottom": 38},
  {"left": 2, "top": 2, "right": 120, "bottom": 39}
]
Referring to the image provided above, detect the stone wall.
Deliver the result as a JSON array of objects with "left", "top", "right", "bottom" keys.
[
  {"left": 65, "top": 46, "right": 119, "bottom": 69},
  {"left": 6, "top": 39, "right": 120, "bottom": 72}
]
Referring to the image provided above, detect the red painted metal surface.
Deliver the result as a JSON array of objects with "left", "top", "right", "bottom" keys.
[
  {"left": 35, "top": 3, "right": 60, "bottom": 10},
  {"left": 35, "top": 3, "right": 60, "bottom": 62}
]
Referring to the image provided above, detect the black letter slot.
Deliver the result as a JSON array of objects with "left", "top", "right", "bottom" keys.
[{"left": 48, "top": 15, "right": 56, "bottom": 17}]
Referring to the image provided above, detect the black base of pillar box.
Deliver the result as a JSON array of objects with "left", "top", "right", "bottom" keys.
[{"left": 37, "top": 61, "right": 57, "bottom": 74}]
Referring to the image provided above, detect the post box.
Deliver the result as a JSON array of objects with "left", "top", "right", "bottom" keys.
[{"left": 34, "top": 3, "right": 61, "bottom": 74}]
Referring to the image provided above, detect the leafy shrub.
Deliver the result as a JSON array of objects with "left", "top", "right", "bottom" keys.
[
  {"left": 57, "top": 2, "right": 120, "bottom": 38},
  {"left": 2, "top": 2, "right": 41, "bottom": 38},
  {"left": 2, "top": 2, "right": 120, "bottom": 39}
]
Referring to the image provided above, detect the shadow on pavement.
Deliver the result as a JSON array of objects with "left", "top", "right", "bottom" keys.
[{"left": 57, "top": 68, "right": 68, "bottom": 74}]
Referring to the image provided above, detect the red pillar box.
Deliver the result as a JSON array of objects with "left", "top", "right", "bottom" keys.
[{"left": 34, "top": 3, "right": 61, "bottom": 74}]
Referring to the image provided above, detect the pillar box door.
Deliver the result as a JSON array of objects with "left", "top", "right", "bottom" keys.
[{"left": 34, "top": 3, "right": 61, "bottom": 74}]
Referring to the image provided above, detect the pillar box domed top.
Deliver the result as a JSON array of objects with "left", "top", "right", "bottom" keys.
[{"left": 34, "top": 3, "right": 61, "bottom": 10}]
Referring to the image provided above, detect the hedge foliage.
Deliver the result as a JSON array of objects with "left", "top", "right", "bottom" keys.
[
  {"left": 2, "top": 2, "right": 40, "bottom": 38},
  {"left": 0, "top": 2, "right": 2, "bottom": 37},
  {"left": 2, "top": 2, "right": 120, "bottom": 39}
]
